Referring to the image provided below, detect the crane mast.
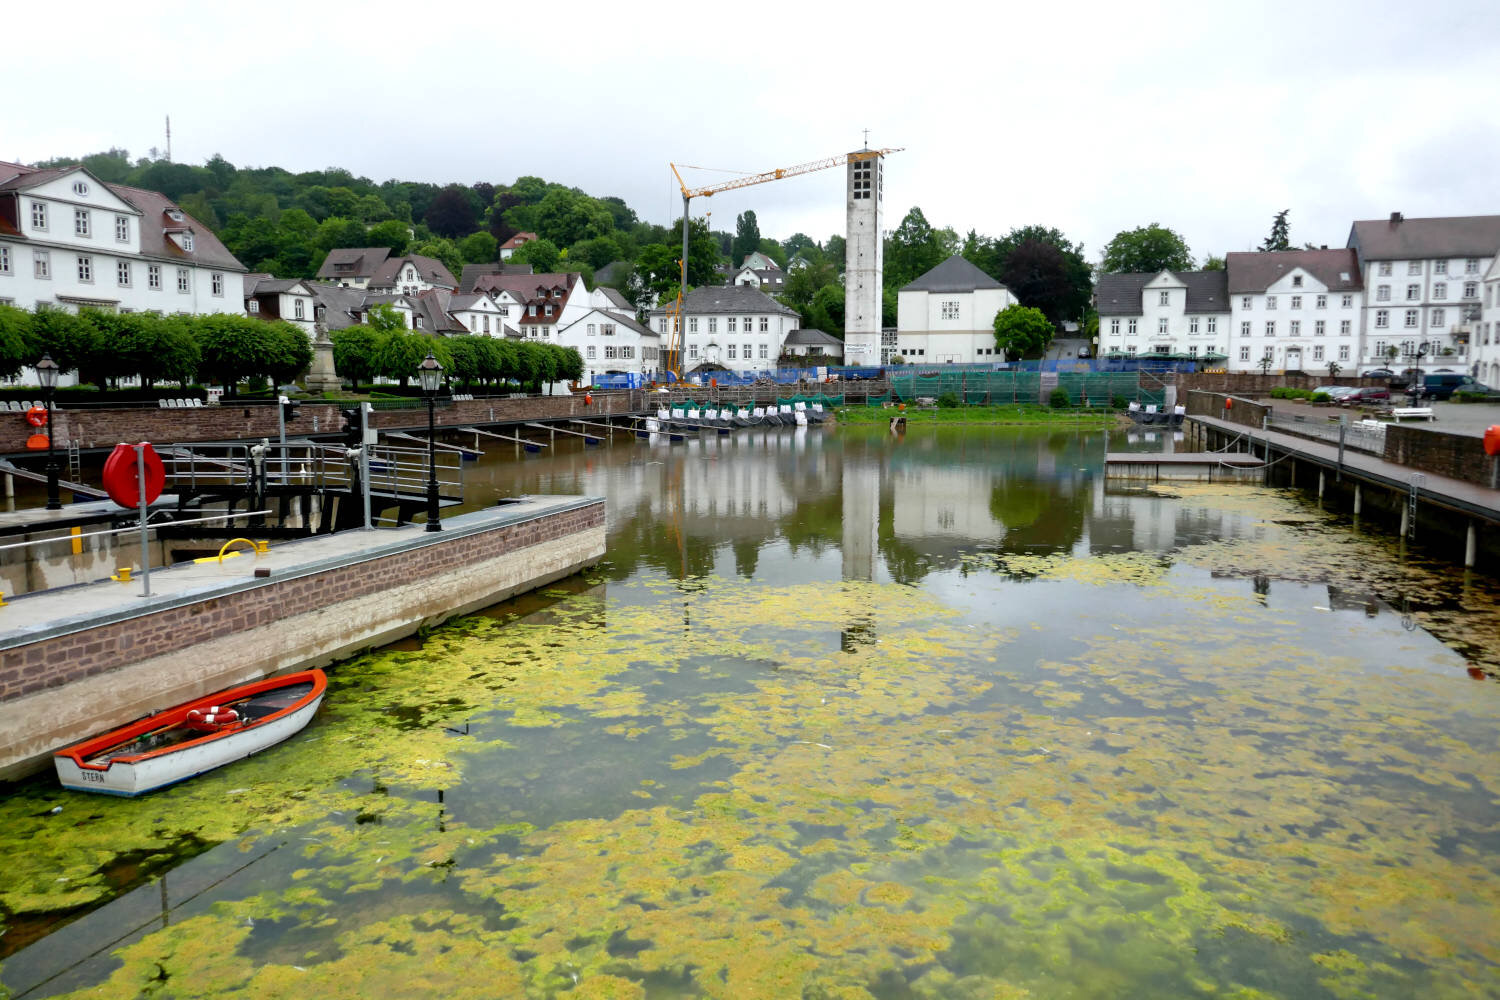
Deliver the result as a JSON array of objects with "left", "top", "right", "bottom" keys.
[{"left": 663, "top": 147, "right": 902, "bottom": 380}]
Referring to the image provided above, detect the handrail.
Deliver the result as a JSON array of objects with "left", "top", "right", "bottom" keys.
[{"left": 0, "top": 510, "right": 274, "bottom": 554}]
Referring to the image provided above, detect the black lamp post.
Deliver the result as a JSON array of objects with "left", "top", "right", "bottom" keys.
[
  {"left": 36, "top": 353, "right": 61, "bottom": 510},
  {"left": 418, "top": 352, "right": 443, "bottom": 532}
]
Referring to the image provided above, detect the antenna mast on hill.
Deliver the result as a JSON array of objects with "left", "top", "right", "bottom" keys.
[{"left": 165, "top": 116, "right": 172, "bottom": 163}]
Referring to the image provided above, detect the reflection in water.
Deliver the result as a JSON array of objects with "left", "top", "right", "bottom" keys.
[{"left": 4, "top": 424, "right": 1500, "bottom": 999}]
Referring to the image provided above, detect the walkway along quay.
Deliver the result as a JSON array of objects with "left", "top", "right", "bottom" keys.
[
  {"left": 0, "top": 495, "right": 604, "bottom": 780},
  {"left": 1183, "top": 390, "right": 1500, "bottom": 566}
]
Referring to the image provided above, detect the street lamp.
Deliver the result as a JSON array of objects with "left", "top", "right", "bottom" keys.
[
  {"left": 418, "top": 352, "right": 443, "bottom": 532},
  {"left": 36, "top": 353, "right": 61, "bottom": 511}
]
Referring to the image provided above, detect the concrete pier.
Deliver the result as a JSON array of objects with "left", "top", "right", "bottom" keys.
[{"left": 0, "top": 495, "right": 604, "bottom": 779}]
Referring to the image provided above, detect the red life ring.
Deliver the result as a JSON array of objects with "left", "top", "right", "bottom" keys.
[
  {"left": 25, "top": 405, "right": 48, "bottom": 427},
  {"left": 102, "top": 442, "right": 166, "bottom": 508},
  {"left": 185, "top": 706, "right": 239, "bottom": 731}
]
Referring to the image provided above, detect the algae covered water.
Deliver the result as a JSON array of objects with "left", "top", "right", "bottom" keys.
[{"left": 3, "top": 425, "right": 1498, "bottom": 998}]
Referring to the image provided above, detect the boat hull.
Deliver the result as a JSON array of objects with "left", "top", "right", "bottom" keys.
[{"left": 53, "top": 670, "right": 326, "bottom": 796}]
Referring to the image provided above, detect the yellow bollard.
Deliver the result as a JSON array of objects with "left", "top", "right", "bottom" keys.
[{"left": 112, "top": 566, "right": 133, "bottom": 583}]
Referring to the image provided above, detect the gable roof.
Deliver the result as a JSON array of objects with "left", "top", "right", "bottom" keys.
[
  {"left": 648, "top": 283, "right": 800, "bottom": 318},
  {"left": 596, "top": 286, "right": 633, "bottom": 311},
  {"left": 1348, "top": 215, "right": 1500, "bottom": 262},
  {"left": 784, "top": 328, "right": 842, "bottom": 346},
  {"left": 1226, "top": 249, "right": 1362, "bottom": 294},
  {"left": 500, "top": 231, "right": 538, "bottom": 250},
  {"left": 316, "top": 247, "right": 392, "bottom": 281},
  {"left": 561, "top": 308, "right": 655, "bottom": 339},
  {"left": 469, "top": 271, "right": 580, "bottom": 302},
  {"left": 370, "top": 253, "right": 457, "bottom": 290},
  {"left": 109, "top": 182, "right": 245, "bottom": 271},
  {"left": 901, "top": 255, "right": 1005, "bottom": 293},
  {"left": 1096, "top": 270, "right": 1230, "bottom": 315}
]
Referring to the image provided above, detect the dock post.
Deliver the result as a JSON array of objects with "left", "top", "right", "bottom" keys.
[
  {"left": 1400, "top": 501, "right": 1409, "bottom": 538},
  {"left": 1318, "top": 469, "right": 1325, "bottom": 500},
  {"left": 1466, "top": 522, "right": 1477, "bottom": 568},
  {"left": 1337, "top": 425, "right": 1346, "bottom": 482},
  {"left": 1353, "top": 483, "right": 1362, "bottom": 515},
  {"left": 3, "top": 472, "right": 11, "bottom": 499}
]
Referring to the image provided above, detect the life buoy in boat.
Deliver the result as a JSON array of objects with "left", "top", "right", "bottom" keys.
[
  {"left": 185, "top": 706, "right": 239, "bottom": 730},
  {"left": 25, "top": 405, "right": 48, "bottom": 427}
]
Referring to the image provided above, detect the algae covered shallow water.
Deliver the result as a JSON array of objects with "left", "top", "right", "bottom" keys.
[{"left": 3, "top": 424, "right": 1499, "bottom": 998}]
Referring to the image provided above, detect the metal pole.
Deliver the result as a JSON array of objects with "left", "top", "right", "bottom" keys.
[
  {"left": 425, "top": 394, "right": 440, "bottom": 531},
  {"left": 1337, "top": 425, "right": 1346, "bottom": 482},
  {"left": 276, "top": 395, "right": 287, "bottom": 486},
  {"left": 44, "top": 385, "right": 61, "bottom": 510},
  {"left": 135, "top": 444, "right": 151, "bottom": 597},
  {"left": 361, "top": 446, "right": 372, "bottom": 531}
]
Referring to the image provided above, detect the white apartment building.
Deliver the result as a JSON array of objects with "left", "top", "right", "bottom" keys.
[
  {"left": 1347, "top": 214, "right": 1500, "bottom": 372},
  {"left": 1225, "top": 249, "right": 1362, "bottom": 372},
  {"left": 895, "top": 255, "right": 1020, "bottom": 363},
  {"left": 0, "top": 162, "right": 246, "bottom": 317},
  {"left": 648, "top": 285, "right": 800, "bottom": 371},
  {"left": 1472, "top": 256, "right": 1500, "bottom": 386},
  {"left": 1094, "top": 269, "right": 1230, "bottom": 364},
  {"left": 558, "top": 308, "right": 661, "bottom": 381}
]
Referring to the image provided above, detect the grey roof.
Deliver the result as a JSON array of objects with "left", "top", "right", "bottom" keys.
[
  {"left": 1348, "top": 214, "right": 1500, "bottom": 262},
  {"left": 784, "top": 328, "right": 842, "bottom": 346},
  {"left": 370, "top": 254, "right": 457, "bottom": 290},
  {"left": 243, "top": 272, "right": 272, "bottom": 296},
  {"left": 648, "top": 283, "right": 799, "bottom": 318},
  {"left": 459, "top": 263, "right": 504, "bottom": 294},
  {"left": 597, "top": 286, "right": 633, "bottom": 311},
  {"left": 901, "top": 255, "right": 1005, "bottom": 293},
  {"left": 316, "top": 247, "right": 390, "bottom": 281},
  {"left": 563, "top": 309, "right": 654, "bottom": 339},
  {"left": 1226, "top": 249, "right": 1362, "bottom": 294},
  {"left": 1096, "top": 270, "right": 1231, "bottom": 316}
]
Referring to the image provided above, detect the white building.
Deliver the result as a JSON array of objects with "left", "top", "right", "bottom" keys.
[
  {"left": 557, "top": 308, "right": 661, "bottom": 381},
  {"left": 1225, "top": 249, "right": 1362, "bottom": 372},
  {"left": 843, "top": 150, "right": 885, "bottom": 366},
  {"left": 466, "top": 271, "right": 589, "bottom": 343},
  {"left": 244, "top": 275, "right": 316, "bottom": 337},
  {"left": 315, "top": 248, "right": 457, "bottom": 294},
  {"left": 1473, "top": 256, "right": 1500, "bottom": 386},
  {"left": 647, "top": 285, "right": 800, "bottom": 371},
  {"left": 781, "top": 328, "right": 844, "bottom": 361},
  {"left": 1346, "top": 213, "right": 1500, "bottom": 373},
  {"left": 895, "top": 255, "right": 1020, "bottom": 363},
  {"left": 0, "top": 162, "right": 246, "bottom": 318}
]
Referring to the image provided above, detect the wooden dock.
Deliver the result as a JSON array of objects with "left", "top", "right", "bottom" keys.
[{"left": 1105, "top": 452, "right": 1265, "bottom": 482}]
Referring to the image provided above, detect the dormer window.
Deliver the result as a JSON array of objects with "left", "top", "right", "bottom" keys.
[
  {"left": 167, "top": 209, "right": 184, "bottom": 222},
  {"left": 72, "top": 180, "right": 89, "bottom": 196},
  {"left": 528, "top": 304, "right": 537, "bottom": 316},
  {"left": 182, "top": 232, "right": 194, "bottom": 252}
]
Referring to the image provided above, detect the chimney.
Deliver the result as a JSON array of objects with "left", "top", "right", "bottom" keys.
[{"left": 1389, "top": 212, "right": 1403, "bottom": 225}]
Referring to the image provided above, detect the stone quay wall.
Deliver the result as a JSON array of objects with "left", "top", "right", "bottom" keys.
[
  {"left": 1383, "top": 425, "right": 1498, "bottom": 488},
  {"left": 1184, "top": 390, "right": 1271, "bottom": 431}
]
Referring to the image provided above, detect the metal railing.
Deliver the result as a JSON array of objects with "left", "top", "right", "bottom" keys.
[
  {"left": 1268, "top": 415, "right": 1387, "bottom": 456},
  {"left": 365, "top": 445, "right": 462, "bottom": 498}
]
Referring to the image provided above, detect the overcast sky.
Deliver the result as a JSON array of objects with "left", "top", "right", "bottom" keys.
[{"left": 11, "top": 0, "right": 1500, "bottom": 264}]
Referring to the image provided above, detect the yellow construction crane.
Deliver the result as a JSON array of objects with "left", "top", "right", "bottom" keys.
[{"left": 663, "top": 147, "right": 903, "bottom": 379}]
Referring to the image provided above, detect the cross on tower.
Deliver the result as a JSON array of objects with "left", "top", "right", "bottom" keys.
[{"left": 862, "top": 128, "right": 869, "bottom": 149}]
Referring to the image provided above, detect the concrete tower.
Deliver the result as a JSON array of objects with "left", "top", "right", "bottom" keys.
[{"left": 843, "top": 150, "right": 884, "bottom": 365}]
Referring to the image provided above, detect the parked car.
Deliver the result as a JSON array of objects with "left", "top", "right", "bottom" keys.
[
  {"left": 1312, "top": 385, "right": 1357, "bottom": 400},
  {"left": 1422, "top": 373, "right": 1482, "bottom": 400},
  {"left": 1361, "top": 368, "right": 1395, "bottom": 377},
  {"left": 1340, "top": 385, "right": 1390, "bottom": 405}
]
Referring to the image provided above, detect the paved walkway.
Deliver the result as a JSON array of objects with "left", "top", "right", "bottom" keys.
[
  {"left": 1267, "top": 398, "right": 1500, "bottom": 438},
  {"left": 1190, "top": 414, "right": 1500, "bottom": 522}
]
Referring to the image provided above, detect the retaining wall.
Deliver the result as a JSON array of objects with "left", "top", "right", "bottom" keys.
[
  {"left": 1184, "top": 390, "right": 1270, "bottom": 431},
  {"left": 1383, "top": 425, "right": 1498, "bottom": 488}
]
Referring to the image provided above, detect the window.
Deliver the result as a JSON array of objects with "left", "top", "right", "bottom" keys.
[
  {"left": 544, "top": 305, "right": 553, "bottom": 317},
  {"left": 1435, "top": 260, "right": 1448, "bottom": 274},
  {"left": 1434, "top": 282, "right": 1447, "bottom": 300},
  {"left": 1315, "top": 320, "right": 1325, "bottom": 336},
  {"left": 1158, "top": 317, "right": 1168, "bottom": 334},
  {"left": 620, "top": 346, "right": 634, "bottom": 359},
  {"left": 1292, "top": 275, "right": 1303, "bottom": 288},
  {"left": 605, "top": 345, "right": 617, "bottom": 360},
  {"left": 742, "top": 343, "right": 751, "bottom": 358},
  {"left": 74, "top": 209, "right": 91, "bottom": 237},
  {"left": 727, "top": 344, "right": 737, "bottom": 359},
  {"left": 1109, "top": 319, "right": 1120, "bottom": 336},
  {"left": 759, "top": 317, "right": 768, "bottom": 332},
  {"left": 586, "top": 323, "right": 595, "bottom": 336},
  {"left": 499, "top": 305, "right": 509, "bottom": 317},
  {"left": 1404, "top": 309, "right": 1418, "bottom": 328},
  {"left": 1241, "top": 296, "right": 1252, "bottom": 310},
  {"left": 1240, "top": 321, "right": 1251, "bottom": 337},
  {"left": 602, "top": 323, "right": 615, "bottom": 336},
  {"left": 482, "top": 315, "right": 490, "bottom": 334},
  {"left": 1406, "top": 284, "right": 1420, "bottom": 300},
  {"left": 708, "top": 317, "right": 717, "bottom": 334},
  {"left": 182, "top": 232, "right": 194, "bottom": 252},
  {"left": 759, "top": 343, "right": 768, "bottom": 359},
  {"left": 1126, "top": 345, "right": 1137, "bottom": 354},
  {"left": 1189, "top": 317, "right": 1199, "bottom": 334},
  {"left": 1378, "top": 262, "right": 1392, "bottom": 276},
  {"left": 1408, "top": 261, "right": 1422, "bottom": 275},
  {"left": 0, "top": 246, "right": 8, "bottom": 274},
  {"left": 1339, "top": 345, "right": 1349, "bottom": 361},
  {"left": 1240, "top": 346, "right": 1251, "bottom": 361},
  {"left": 727, "top": 317, "right": 737, "bottom": 333},
  {"left": 657, "top": 318, "right": 666, "bottom": 333},
  {"left": 1375, "top": 340, "right": 1388, "bottom": 357},
  {"left": 177, "top": 268, "right": 189, "bottom": 292},
  {"left": 1290, "top": 295, "right": 1301, "bottom": 309},
  {"left": 115, "top": 215, "right": 129, "bottom": 242},
  {"left": 1265, "top": 321, "right": 1275, "bottom": 336},
  {"left": 689, "top": 344, "right": 698, "bottom": 359},
  {"left": 1289, "top": 320, "right": 1300, "bottom": 336},
  {"left": 586, "top": 345, "right": 596, "bottom": 359},
  {"left": 72, "top": 179, "right": 89, "bottom": 196},
  {"left": 212, "top": 273, "right": 224, "bottom": 296},
  {"left": 117, "top": 260, "right": 130, "bottom": 286},
  {"left": 148, "top": 264, "right": 161, "bottom": 289},
  {"left": 1314, "top": 345, "right": 1324, "bottom": 361},
  {"left": 1341, "top": 294, "right": 1353, "bottom": 308},
  {"left": 1464, "top": 281, "right": 1478, "bottom": 298},
  {"left": 1159, "top": 290, "right": 1170, "bottom": 305},
  {"left": 1432, "top": 308, "right": 1445, "bottom": 327},
  {"left": 1375, "top": 310, "right": 1389, "bottom": 328},
  {"left": 743, "top": 316, "right": 752, "bottom": 332},
  {"left": 1127, "top": 319, "right": 1137, "bottom": 335},
  {"left": 1206, "top": 317, "right": 1216, "bottom": 334},
  {"left": 34, "top": 250, "right": 50, "bottom": 279},
  {"left": 293, "top": 297, "right": 305, "bottom": 319},
  {"left": 1266, "top": 295, "right": 1278, "bottom": 310},
  {"left": 30, "top": 201, "right": 46, "bottom": 230},
  {"left": 1340, "top": 319, "right": 1351, "bottom": 335},
  {"left": 1316, "top": 294, "right": 1327, "bottom": 308},
  {"left": 77, "top": 255, "right": 92, "bottom": 282},
  {"left": 1187, "top": 345, "right": 1198, "bottom": 356},
  {"left": 1465, "top": 258, "right": 1479, "bottom": 274},
  {"left": 1376, "top": 285, "right": 1390, "bottom": 301},
  {"left": 688, "top": 317, "right": 698, "bottom": 333}
]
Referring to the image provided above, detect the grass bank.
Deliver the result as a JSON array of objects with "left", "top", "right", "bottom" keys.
[{"left": 833, "top": 404, "right": 1126, "bottom": 427}]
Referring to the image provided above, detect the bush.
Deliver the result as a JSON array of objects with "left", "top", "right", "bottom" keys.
[
  {"left": 1310, "top": 392, "right": 1331, "bottom": 403},
  {"left": 1111, "top": 395, "right": 1129, "bottom": 410},
  {"left": 1049, "top": 387, "right": 1071, "bottom": 408},
  {"left": 936, "top": 391, "right": 961, "bottom": 408},
  {"left": 1453, "top": 391, "right": 1494, "bottom": 404}
]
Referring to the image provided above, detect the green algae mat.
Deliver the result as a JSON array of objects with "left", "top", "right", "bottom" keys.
[{"left": 3, "top": 447, "right": 1498, "bottom": 997}]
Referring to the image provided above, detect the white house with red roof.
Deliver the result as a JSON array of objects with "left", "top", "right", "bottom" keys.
[
  {"left": 499, "top": 232, "right": 539, "bottom": 261},
  {"left": 0, "top": 161, "right": 247, "bottom": 317},
  {"left": 557, "top": 308, "right": 661, "bottom": 381}
]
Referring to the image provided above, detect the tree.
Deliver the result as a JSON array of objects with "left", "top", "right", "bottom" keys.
[
  {"left": 992, "top": 304, "right": 1054, "bottom": 360},
  {"left": 1327, "top": 361, "right": 1342, "bottom": 379},
  {"left": 556, "top": 346, "right": 584, "bottom": 383},
  {"left": 33, "top": 308, "right": 103, "bottom": 385},
  {"left": 782, "top": 233, "right": 817, "bottom": 260},
  {"left": 331, "top": 325, "right": 380, "bottom": 386},
  {"left": 1259, "top": 210, "right": 1292, "bottom": 252},
  {"left": 998, "top": 240, "right": 1090, "bottom": 327},
  {"left": 1100, "top": 224, "right": 1194, "bottom": 274},
  {"left": 1257, "top": 354, "right": 1275, "bottom": 375},
  {"left": 510, "top": 238, "right": 560, "bottom": 273},
  {"left": 459, "top": 231, "right": 499, "bottom": 265},
  {"left": 1202, "top": 254, "right": 1226, "bottom": 271},
  {"left": 533, "top": 189, "right": 613, "bottom": 247},
  {"left": 884, "top": 207, "right": 950, "bottom": 290},
  {"left": 424, "top": 185, "right": 482, "bottom": 238},
  {"left": 367, "top": 220, "right": 411, "bottom": 257},
  {"left": 0, "top": 304, "right": 34, "bottom": 379},
  {"left": 407, "top": 238, "right": 463, "bottom": 281},
  {"left": 733, "top": 211, "right": 761, "bottom": 266},
  {"left": 194, "top": 314, "right": 285, "bottom": 394},
  {"left": 314, "top": 216, "right": 369, "bottom": 255}
]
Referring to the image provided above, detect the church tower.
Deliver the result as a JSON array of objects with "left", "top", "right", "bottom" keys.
[{"left": 843, "top": 150, "right": 884, "bottom": 365}]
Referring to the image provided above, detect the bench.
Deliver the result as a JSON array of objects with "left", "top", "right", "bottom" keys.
[{"left": 1391, "top": 407, "right": 1434, "bottom": 422}]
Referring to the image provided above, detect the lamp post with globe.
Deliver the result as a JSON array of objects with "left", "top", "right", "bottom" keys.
[
  {"left": 418, "top": 353, "right": 443, "bottom": 532},
  {"left": 36, "top": 353, "right": 61, "bottom": 511}
]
